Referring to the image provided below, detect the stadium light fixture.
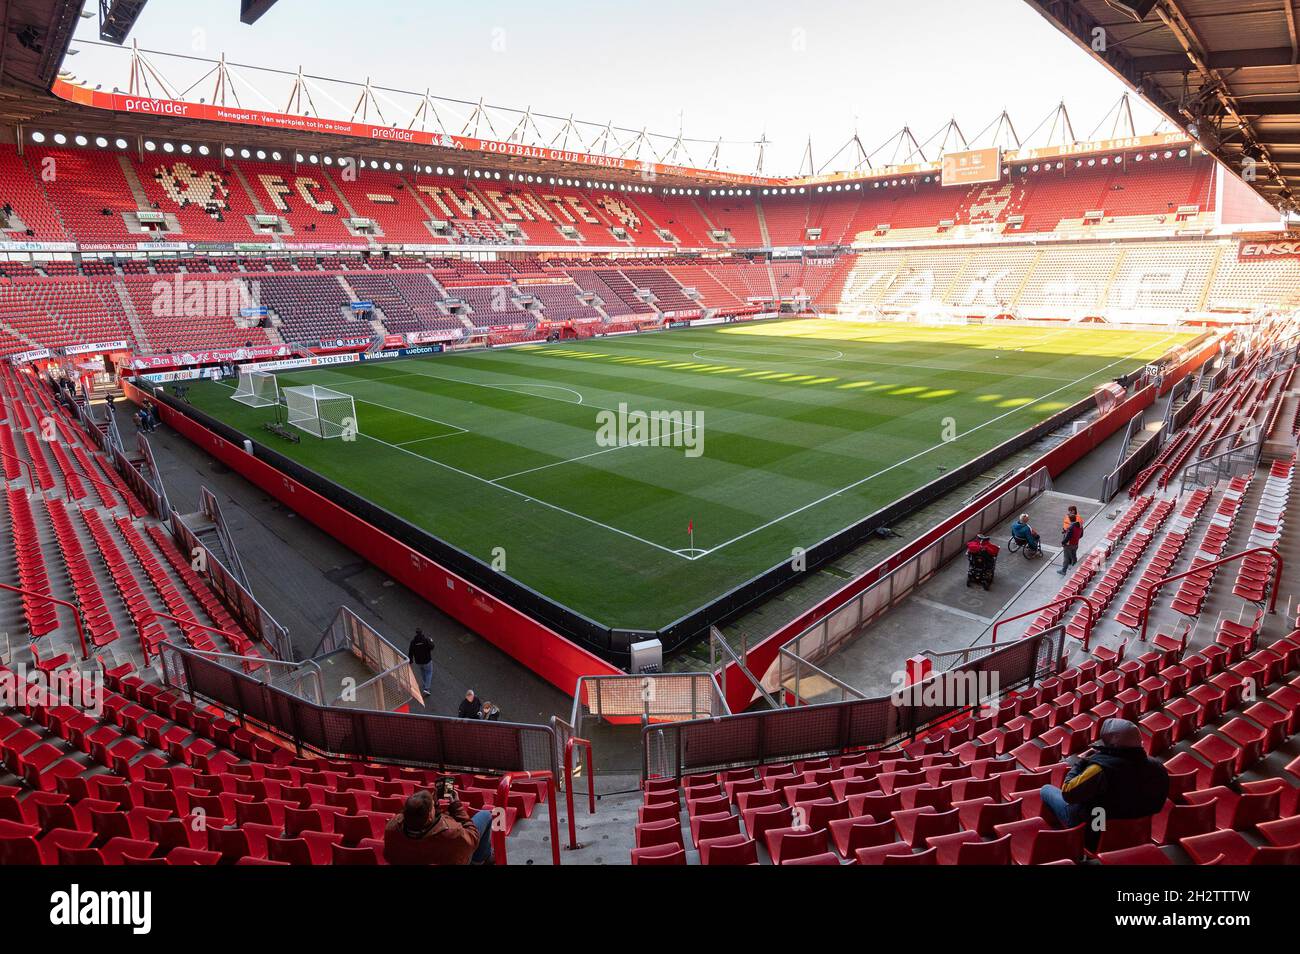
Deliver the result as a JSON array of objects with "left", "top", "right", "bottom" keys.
[
  {"left": 436, "top": 166, "right": 443, "bottom": 175},
  {"left": 95, "top": 136, "right": 108, "bottom": 148},
  {"left": 383, "top": 161, "right": 392, "bottom": 170},
  {"left": 1164, "top": 151, "right": 1172, "bottom": 159},
  {"left": 53, "top": 133, "right": 67, "bottom": 145},
  {"left": 1178, "top": 149, "right": 1187, "bottom": 158},
  {"left": 292, "top": 152, "right": 302, "bottom": 161},
  {"left": 144, "top": 140, "right": 156, "bottom": 151},
  {"left": 396, "top": 162, "right": 404, "bottom": 171},
  {"left": 256, "top": 149, "right": 266, "bottom": 159},
  {"left": 74, "top": 134, "right": 88, "bottom": 146},
  {"left": 30, "top": 131, "right": 45, "bottom": 143},
  {"left": 181, "top": 143, "right": 193, "bottom": 154},
  {"left": 163, "top": 142, "right": 176, "bottom": 153},
  {"left": 223, "top": 146, "right": 234, "bottom": 157},
  {"left": 309, "top": 154, "right": 319, "bottom": 163}
]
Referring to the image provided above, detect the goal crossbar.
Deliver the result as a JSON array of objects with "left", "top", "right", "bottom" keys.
[
  {"left": 283, "top": 384, "right": 356, "bottom": 440},
  {"left": 231, "top": 370, "right": 279, "bottom": 407}
]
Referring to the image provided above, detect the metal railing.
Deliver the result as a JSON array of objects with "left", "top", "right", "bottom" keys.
[
  {"left": 642, "top": 627, "right": 1064, "bottom": 780},
  {"left": 569, "top": 672, "right": 727, "bottom": 736},
  {"left": 0, "top": 582, "right": 87, "bottom": 660},
  {"left": 160, "top": 640, "right": 559, "bottom": 775},
  {"left": 709, "top": 626, "right": 777, "bottom": 710},
  {"left": 1136, "top": 547, "right": 1283, "bottom": 643},
  {"left": 313, "top": 606, "right": 421, "bottom": 707},
  {"left": 1180, "top": 431, "right": 1264, "bottom": 492},
  {"left": 778, "top": 646, "right": 869, "bottom": 706},
  {"left": 159, "top": 641, "right": 325, "bottom": 703},
  {"left": 171, "top": 510, "right": 293, "bottom": 661},
  {"left": 199, "top": 486, "right": 246, "bottom": 589}
]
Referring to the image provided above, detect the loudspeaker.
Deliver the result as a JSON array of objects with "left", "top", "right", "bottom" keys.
[{"left": 1109, "top": 0, "right": 1157, "bottom": 20}]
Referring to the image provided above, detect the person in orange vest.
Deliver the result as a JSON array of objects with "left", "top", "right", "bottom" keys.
[{"left": 1058, "top": 506, "right": 1083, "bottom": 575}]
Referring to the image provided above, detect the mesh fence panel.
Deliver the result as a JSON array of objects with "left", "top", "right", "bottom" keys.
[
  {"left": 582, "top": 674, "right": 722, "bottom": 722},
  {"left": 645, "top": 629, "right": 1063, "bottom": 778},
  {"left": 162, "top": 642, "right": 555, "bottom": 774}
]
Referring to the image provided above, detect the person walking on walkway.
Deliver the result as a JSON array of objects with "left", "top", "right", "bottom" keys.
[{"left": 1058, "top": 506, "right": 1083, "bottom": 575}]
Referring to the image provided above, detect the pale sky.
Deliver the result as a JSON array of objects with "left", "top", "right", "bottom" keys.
[{"left": 63, "top": 0, "right": 1166, "bottom": 175}]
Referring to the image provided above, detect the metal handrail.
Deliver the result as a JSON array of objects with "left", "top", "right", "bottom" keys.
[
  {"left": 0, "top": 582, "right": 88, "bottom": 660},
  {"left": 710, "top": 626, "right": 774, "bottom": 710},
  {"left": 492, "top": 771, "right": 560, "bottom": 866},
  {"left": 0, "top": 448, "right": 37, "bottom": 494},
  {"left": 1137, "top": 546, "right": 1282, "bottom": 643},
  {"left": 143, "top": 610, "right": 256, "bottom": 667},
  {"left": 160, "top": 640, "right": 325, "bottom": 703},
  {"left": 563, "top": 736, "right": 595, "bottom": 850},
  {"left": 338, "top": 659, "right": 419, "bottom": 709},
  {"left": 779, "top": 646, "right": 869, "bottom": 705},
  {"left": 990, "top": 595, "right": 1100, "bottom": 651}
]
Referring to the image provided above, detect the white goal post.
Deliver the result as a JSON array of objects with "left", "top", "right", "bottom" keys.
[
  {"left": 230, "top": 370, "right": 280, "bottom": 407},
  {"left": 284, "top": 384, "right": 357, "bottom": 440}
]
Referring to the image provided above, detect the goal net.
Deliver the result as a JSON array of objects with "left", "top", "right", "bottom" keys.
[
  {"left": 284, "top": 385, "right": 357, "bottom": 439},
  {"left": 231, "top": 370, "right": 279, "bottom": 407}
]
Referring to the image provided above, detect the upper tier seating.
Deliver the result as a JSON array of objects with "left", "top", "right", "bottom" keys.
[{"left": 0, "top": 145, "right": 1220, "bottom": 249}]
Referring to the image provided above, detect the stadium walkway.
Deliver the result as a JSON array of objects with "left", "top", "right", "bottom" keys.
[{"left": 113, "top": 402, "right": 572, "bottom": 727}]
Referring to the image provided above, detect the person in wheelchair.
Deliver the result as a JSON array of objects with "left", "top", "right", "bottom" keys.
[{"left": 1009, "top": 514, "right": 1041, "bottom": 553}]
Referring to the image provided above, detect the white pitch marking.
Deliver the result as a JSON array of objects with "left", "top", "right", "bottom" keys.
[
  {"left": 211, "top": 376, "right": 695, "bottom": 560},
  {"left": 691, "top": 331, "right": 1185, "bottom": 558}
]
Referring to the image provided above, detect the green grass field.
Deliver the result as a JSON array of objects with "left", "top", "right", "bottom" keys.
[{"left": 178, "top": 319, "right": 1192, "bottom": 630}]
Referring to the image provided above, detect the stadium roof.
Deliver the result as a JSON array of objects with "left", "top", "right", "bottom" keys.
[
  {"left": 0, "top": 0, "right": 81, "bottom": 91},
  {"left": 1025, "top": 0, "right": 1300, "bottom": 214}
]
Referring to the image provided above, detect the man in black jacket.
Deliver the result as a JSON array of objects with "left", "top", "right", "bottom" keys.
[
  {"left": 457, "top": 689, "right": 483, "bottom": 720},
  {"left": 407, "top": 628, "right": 434, "bottom": 696},
  {"left": 1040, "top": 718, "right": 1169, "bottom": 839}
]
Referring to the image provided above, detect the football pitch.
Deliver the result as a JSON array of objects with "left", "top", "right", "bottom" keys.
[{"left": 178, "top": 319, "right": 1193, "bottom": 631}]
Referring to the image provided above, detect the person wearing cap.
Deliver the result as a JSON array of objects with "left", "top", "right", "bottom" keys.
[{"left": 1039, "top": 718, "right": 1169, "bottom": 838}]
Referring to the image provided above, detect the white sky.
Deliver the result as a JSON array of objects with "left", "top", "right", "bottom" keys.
[{"left": 63, "top": 0, "right": 1166, "bottom": 175}]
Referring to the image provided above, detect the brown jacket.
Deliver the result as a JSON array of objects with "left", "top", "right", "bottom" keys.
[{"left": 382, "top": 801, "right": 481, "bottom": 865}]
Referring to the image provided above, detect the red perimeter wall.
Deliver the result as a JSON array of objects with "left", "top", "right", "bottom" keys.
[{"left": 124, "top": 379, "right": 621, "bottom": 696}]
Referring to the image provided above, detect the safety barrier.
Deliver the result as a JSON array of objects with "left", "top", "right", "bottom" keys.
[
  {"left": 160, "top": 640, "right": 560, "bottom": 776},
  {"left": 643, "top": 626, "right": 1064, "bottom": 780},
  {"left": 170, "top": 507, "right": 293, "bottom": 662}
]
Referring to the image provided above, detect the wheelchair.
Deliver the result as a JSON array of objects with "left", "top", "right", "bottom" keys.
[{"left": 1006, "top": 532, "right": 1043, "bottom": 559}]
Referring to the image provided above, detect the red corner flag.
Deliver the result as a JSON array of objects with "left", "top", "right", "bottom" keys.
[{"left": 687, "top": 519, "right": 693, "bottom": 535}]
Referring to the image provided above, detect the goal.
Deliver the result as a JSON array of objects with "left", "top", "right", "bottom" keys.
[
  {"left": 283, "top": 384, "right": 357, "bottom": 440},
  {"left": 230, "top": 370, "right": 279, "bottom": 407}
]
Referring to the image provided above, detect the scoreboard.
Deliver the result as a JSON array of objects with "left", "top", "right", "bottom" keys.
[{"left": 941, "top": 147, "right": 1002, "bottom": 187}]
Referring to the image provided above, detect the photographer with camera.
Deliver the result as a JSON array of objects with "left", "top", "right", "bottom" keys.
[{"left": 382, "top": 780, "right": 495, "bottom": 865}]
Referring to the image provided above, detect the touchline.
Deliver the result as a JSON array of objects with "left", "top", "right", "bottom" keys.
[{"left": 49, "top": 885, "right": 152, "bottom": 935}]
